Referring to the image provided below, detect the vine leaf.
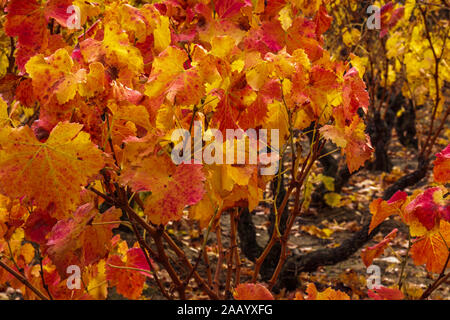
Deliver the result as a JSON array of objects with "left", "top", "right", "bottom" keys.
[
  {"left": 46, "top": 203, "right": 121, "bottom": 276},
  {"left": 433, "top": 144, "right": 450, "bottom": 184},
  {"left": 368, "top": 191, "right": 407, "bottom": 233},
  {"left": 121, "top": 151, "right": 205, "bottom": 225},
  {"left": 0, "top": 122, "right": 105, "bottom": 217},
  {"left": 25, "top": 48, "right": 85, "bottom": 105},
  {"left": 106, "top": 245, "right": 152, "bottom": 300},
  {"left": 404, "top": 187, "right": 450, "bottom": 232},
  {"left": 368, "top": 286, "right": 404, "bottom": 300},
  {"left": 5, "top": 0, "right": 74, "bottom": 71},
  {"left": 410, "top": 220, "right": 450, "bottom": 274},
  {"left": 361, "top": 228, "right": 398, "bottom": 267},
  {"left": 321, "top": 115, "right": 373, "bottom": 174},
  {"left": 234, "top": 283, "right": 274, "bottom": 300},
  {"left": 305, "top": 283, "right": 350, "bottom": 300}
]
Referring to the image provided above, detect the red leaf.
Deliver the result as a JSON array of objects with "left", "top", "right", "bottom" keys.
[
  {"left": 314, "top": 5, "right": 333, "bottom": 35},
  {"left": 342, "top": 67, "right": 370, "bottom": 118},
  {"left": 361, "top": 228, "right": 398, "bottom": 267},
  {"left": 215, "top": 0, "right": 251, "bottom": 20},
  {"left": 433, "top": 144, "right": 450, "bottom": 184},
  {"left": 404, "top": 187, "right": 449, "bottom": 231},
  {"left": 368, "top": 286, "right": 404, "bottom": 300},
  {"left": 46, "top": 204, "right": 121, "bottom": 276},
  {"left": 234, "top": 283, "right": 274, "bottom": 300},
  {"left": 24, "top": 208, "right": 58, "bottom": 245},
  {"left": 380, "top": 2, "right": 404, "bottom": 38}
]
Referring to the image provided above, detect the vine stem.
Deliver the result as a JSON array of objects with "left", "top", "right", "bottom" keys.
[
  {"left": 89, "top": 185, "right": 218, "bottom": 299},
  {"left": 225, "top": 209, "right": 239, "bottom": 295},
  {"left": 417, "top": 5, "right": 448, "bottom": 161},
  {"left": 129, "top": 194, "right": 218, "bottom": 298},
  {"left": 7, "top": 37, "right": 15, "bottom": 74},
  {"left": 115, "top": 186, "right": 185, "bottom": 299},
  {"left": 162, "top": 230, "right": 220, "bottom": 299},
  {"left": 182, "top": 207, "right": 218, "bottom": 289},
  {"left": 153, "top": 227, "right": 186, "bottom": 299},
  {"left": 124, "top": 193, "right": 171, "bottom": 300},
  {"left": 251, "top": 184, "right": 295, "bottom": 282},
  {"left": 203, "top": 249, "right": 213, "bottom": 287},
  {"left": 251, "top": 135, "right": 323, "bottom": 283},
  {"left": 213, "top": 224, "right": 224, "bottom": 297},
  {"left": 232, "top": 210, "right": 241, "bottom": 286},
  {"left": 398, "top": 234, "right": 412, "bottom": 290},
  {"left": 267, "top": 139, "right": 324, "bottom": 289},
  {"left": 37, "top": 247, "right": 53, "bottom": 300},
  {"left": 268, "top": 187, "right": 301, "bottom": 290},
  {"left": 0, "top": 258, "right": 49, "bottom": 300}
]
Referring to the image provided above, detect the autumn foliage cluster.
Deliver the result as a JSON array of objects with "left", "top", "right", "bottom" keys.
[{"left": 0, "top": 0, "right": 448, "bottom": 300}]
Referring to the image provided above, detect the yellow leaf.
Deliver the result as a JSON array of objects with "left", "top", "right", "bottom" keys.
[
  {"left": 404, "top": 0, "right": 416, "bottom": 21},
  {"left": 324, "top": 192, "right": 342, "bottom": 207},
  {"left": 211, "top": 36, "right": 236, "bottom": 58},
  {"left": 301, "top": 225, "right": 334, "bottom": 239},
  {"left": 0, "top": 96, "right": 10, "bottom": 128},
  {"left": 79, "top": 62, "right": 106, "bottom": 98},
  {"left": 343, "top": 28, "right": 361, "bottom": 47},
  {"left": 25, "top": 49, "right": 84, "bottom": 105},
  {"left": 86, "top": 260, "right": 108, "bottom": 300},
  {"left": 265, "top": 100, "right": 290, "bottom": 144},
  {"left": 349, "top": 53, "right": 368, "bottom": 78},
  {"left": 103, "top": 22, "right": 144, "bottom": 75},
  {"left": 278, "top": 5, "right": 293, "bottom": 31},
  {"left": 246, "top": 62, "right": 269, "bottom": 91},
  {"left": 154, "top": 15, "right": 171, "bottom": 53},
  {"left": 318, "top": 174, "right": 335, "bottom": 191}
]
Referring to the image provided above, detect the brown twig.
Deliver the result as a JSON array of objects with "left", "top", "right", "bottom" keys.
[
  {"left": 203, "top": 248, "right": 213, "bottom": 287},
  {"left": 37, "top": 247, "right": 53, "bottom": 300},
  {"left": 0, "top": 258, "right": 49, "bottom": 300},
  {"left": 125, "top": 205, "right": 171, "bottom": 300},
  {"left": 162, "top": 229, "right": 220, "bottom": 299},
  {"left": 232, "top": 210, "right": 241, "bottom": 286},
  {"left": 225, "top": 210, "right": 239, "bottom": 295},
  {"left": 251, "top": 184, "right": 295, "bottom": 282},
  {"left": 213, "top": 225, "right": 224, "bottom": 296},
  {"left": 153, "top": 227, "right": 186, "bottom": 299},
  {"left": 7, "top": 37, "right": 15, "bottom": 74},
  {"left": 418, "top": 6, "right": 446, "bottom": 160},
  {"left": 267, "top": 139, "right": 323, "bottom": 289}
]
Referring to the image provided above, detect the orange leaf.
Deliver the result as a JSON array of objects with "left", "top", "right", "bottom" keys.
[
  {"left": 368, "top": 191, "right": 407, "bottom": 233},
  {"left": 306, "top": 283, "right": 350, "bottom": 300},
  {"left": 314, "top": 5, "right": 333, "bottom": 35},
  {"left": 410, "top": 220, "right": 450, "bottom": 273},
  {"left": 361, "top": 228, "right": 398, "bottom": 267},
  {"left": 106, "top": 245, "right": 153, "bottom": 300},
  {"left": 121, "top": 151, "right": 205, "bottom": 225},
  {"left": 0, "top": 122, "right": 105, "bottom": 217},
  {"left": 321, "top": 115, "right": 373, "bottom": 173},
  {"left": 433, "top": 144, "right": 450, "bottom": 184},
  {"left": 234, "top": 283, "right": 274, "bottom": 300},
  {"left": 47, "top": 203, "right": 121, "bottom": 275}
]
